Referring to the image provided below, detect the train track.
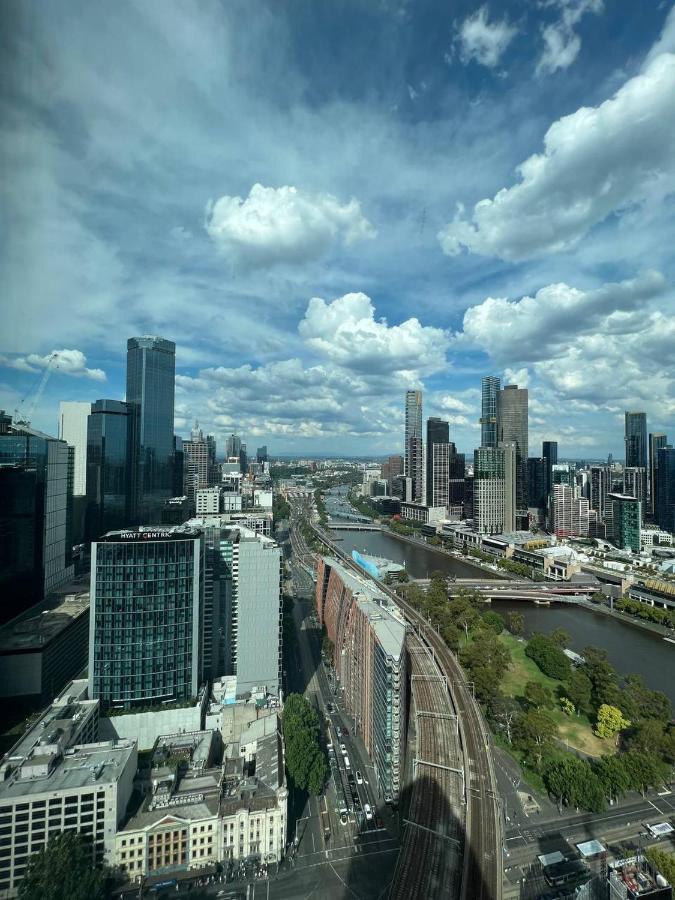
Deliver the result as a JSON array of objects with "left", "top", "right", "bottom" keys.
[{"left": 307, "top": 520, "right": 503, "bottom": 900}]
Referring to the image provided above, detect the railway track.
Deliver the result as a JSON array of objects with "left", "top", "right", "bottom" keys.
[{"left": 307, "top": 520, "right": 503, "bottom": 900}]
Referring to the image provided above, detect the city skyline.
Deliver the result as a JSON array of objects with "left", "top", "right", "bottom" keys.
[{"left": 2, "top": 2, "right": 675, "bottom": 457}]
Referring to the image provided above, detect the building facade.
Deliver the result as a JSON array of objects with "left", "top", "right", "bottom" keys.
[
  {"left": 551, "top": 484, "right": 589, "bottom": 538},
  {"left": 183, "top": 424, "right": 217, "bottom": 503},
  {"left": 623, "top": 466, "right": 647, "bottom": 513},
  {"left": 58, "top": 402, "right": 91, "bottom": 498},
  {"left": 625, "top": 412, "right": 647, "bottom": 469},
  {"left": 542, "top": 440, "right": 558, "bottom": 502},
  {"left": 404, "top": 390, "right": 423, "bottom": 500},
  {"left": 89, "top": 527, "right": 204, "bottom": 709},
  {"left": 425, "top": 417, "right": 449, "bottom": 507},
  {"left": 473, "top": 446, "right": 505, "bottom": 534},
  {"left": 480, "top": 376, "right": 500, "bottom": 448},
  {"left": 86, "top": 400, "right": 130, "bottom": 540},
  {"left": 649, "top": 433, "right": 668, "bottom": 516},
  {"left": 656, "top": 446, "right": 675, "bottom": 533},
  {"left": 126, "top": 336, "right": 176, "bottom": 525},
  {"left": 497, "top": 384, "right": 528, "bottom": 517},
  {"left": 609, "top": 493, "right": 642, "bottom": 552},
  {"left": 316, "top": 558, "right": 406, "bottom": 801}
]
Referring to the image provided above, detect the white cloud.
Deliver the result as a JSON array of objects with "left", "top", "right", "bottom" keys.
[
  {"left": 438, "top": 49, "right": 675, "bottom": 261},
  {"left": 503, "top": 367, "right": 530, "bottom": 388},
  {"left": 436, "top": 394, "right": 474, "bottom": 414},
  {"left": 455, "top": 6, "right": 517, "bottom": 68},
  {"left": 299, "top": 292, "right": 449, "bottom": 376},
  {"left": 458, "top": 270, "right": 665, "bottom": 363},
  {"left": 0, "top": 349, "right": 106, "bottom": 382},
  {"left": 536, "top": 0, "right": 603, "bottom": 76},
  {"left": 205, "top": 183, "right": 375, "bottom": 268},
  {"left": 644, "top": 5, "right": 675, "bottom": 67}
]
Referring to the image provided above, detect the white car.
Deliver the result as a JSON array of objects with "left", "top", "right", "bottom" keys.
[
  {"left": 356, "top": 771, "right": 363, "bottom": 785},
  {"left": 340, "top": 743, "right": 347, "bottom": 755},
  {"left": 364, "top": 803, "right": 373, "bottom": 821}
]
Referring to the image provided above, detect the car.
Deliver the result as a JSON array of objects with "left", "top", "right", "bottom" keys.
[
  {"left": 336, "top": 727, "right": 342, "bottom": 738},
  {"left": 342, "top": 727, "right": 350, "bottom": 736},
  {"left": 340, "top": 812, "right": 348, "bottom": 825},
  {"left": 375, "top": 815, "right": 384, "bottom": 829},
  {"left": 356, "top": 771, "right": 363, "bottom": 784},
  {"left": 340, "top": 743, "right": 347, "bottom": 755},
  {"left": 364, "top": 803, "right": 373, "bottom": 821}
]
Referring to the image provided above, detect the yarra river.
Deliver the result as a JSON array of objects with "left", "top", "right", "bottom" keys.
[{"left": 326, "top": 496, "right": 675, "bottom": 706}]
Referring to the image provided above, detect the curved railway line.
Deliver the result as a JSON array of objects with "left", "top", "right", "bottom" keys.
[{"left": 303, "top": 517, "right": 503, "bottom": 900}]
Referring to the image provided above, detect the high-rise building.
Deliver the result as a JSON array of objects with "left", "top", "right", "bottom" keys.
[
  {"left": 86, "top": 400, "right": 130, "bottom": 539},
  {"left": 552, "top": 463, "right": 574, "bottom": 487},
  {"left": 590, "top": 465, "right": 610, "bottom": 523},
  {"left": 426, "top": 417, "right": 449, "bottom": 507},
  {"left": 649, "top": 432, "right": 668, "bottom": 516},
  {"left": 183, "top": 422, "right": 217, "bottom": 502},
  {"left": 126, "top": 336, "right": 176, "bottom": 525},
  {"left": 226, "top": 433, "right": 242, "bottom": 460},
  {"left": 527, "top": 457, "right": 546, "bottom": 510},
  {"left": 623, "top": 466, "right": 647, "bottom": 511},
  {"left": 542, "top": 440, "right": 558, "bottom": 500},
  {"left": 497, "top": 384, "right": 528, "bottom": 517},
  {"left": 473, "top": 446, "right": 505, "bottom": 534},
  {"left": 381, "top": 455, "right": 403, "bottom": 492},
  {"left": 89, "top": 526, "right": 204, "bottom": 708},
  {"left": 173, "top": 434, "right": 184, "bottom": 496},
  {"left": 625, "top": 412, "right": 647, "bottom": 469},
  {"left": 404, "top": 390, "right": 423, "bottom": 501},
  {"left": 551, "top": 484, "right": 589, "bottom": 538},
  {"left": 316, "top": 557, "right": 406, "bottom": 801},
  {"left": 0, "top": 426, "right": 74, "bottom": 623},
  {"left": 58, "top": 401, "right": 91, "bottom": 497},
  {"left": 609, "top": 494, "right": 642, "bottom": 552},
  {"left": 656, "top": 446, "right": 675, "bottom": 533},
  {"left": 501, "top": 442, "right": 517, "bottom": 532},
  {"left": 430, "top": 443, "right": 450, "bottom": 509},
  {"left": 256, "top": 445, "right": 268, "bottom": 463},
  {"left": 480, "top": 376, "right": 500, "bottom": 448},
  {"left": 448, "top": 449, "right": 466, "bottom": 506}
]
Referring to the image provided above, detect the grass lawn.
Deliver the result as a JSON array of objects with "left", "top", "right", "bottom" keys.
[{"left": 497, "top": 632, "right": 612, "bottom": 758}]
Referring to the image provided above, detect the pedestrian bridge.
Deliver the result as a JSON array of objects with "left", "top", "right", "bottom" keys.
[{"left": 328, "top": 522, "right": 382, "bottom": 531}]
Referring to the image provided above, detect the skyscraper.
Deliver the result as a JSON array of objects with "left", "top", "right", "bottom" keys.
[
  {"left": 226, "top": 433, "right": 242, "bottom": 460},
  {"left": 126, "top": 336, "right": 176, "bottom": 524},
  {"left": 404, "top": 390, "right": 423, "bottom": 501},
  {"left": 426, "top": 416, "right": 449, "bottom": 507},
  {"left": 501, "top": 442, "right": 517, "bottom": 532},
  {"left": 656, "top": 446, "right": 675, "bottom": 533},
  {"left": 609, "top": 494, "right": 642, "bottom": 552},
  {"left": 89, "top": 526, "right": 204, "bottom": 708},
  {"left": 480, "top": 376, "right": 500, "bottom": 448},
  {"left": 625, "top": 412, "right": 647, "bottom": 468},
  {"left": 623, "top": 466, "right": 647, "bottom": 509},
  {"left": 183, "top": 422, "right": 217, "bottom": 502},
  {"left": 473, "top": 446, "right": 505, "bottom": 534},
  {"left": 527, "top": 457, "right": 546, "bottom": 510},
  {"left": 498, "top": 384, "right": 528, "bottom": 516},
  {"left": 542, "top": 440, "right": 558, "bottom": 500},
  {"left": 551, "top": 484, "right": 589, "bottom": 538},
  {"left": 86, "top": 399, "right": 130, "bottom": 539},
  {"left": 649, "top": 432, "right": 668, "bottom": 516},
  {"left": 590, "top": 465, "right": 610, "bottom": 523},
  {"left": 58, "top": 401, "right": 92, "bottom": 543}
]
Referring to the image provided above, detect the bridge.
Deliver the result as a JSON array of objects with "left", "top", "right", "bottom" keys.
[{"left": 328, "top": 521, "right": 382, "bottom": 531}]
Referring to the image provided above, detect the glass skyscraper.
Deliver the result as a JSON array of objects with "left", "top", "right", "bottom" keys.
[
  {"left": 86, "top": 400, "right": 130, "bottom": 539},
  {"left": 126, "top": 336, "right": 176, "bottom": 525},
  {"left": 480, "top": 376, "right": 500, "bottom": 448},
  {"left": 425, "top": 416, "right": 449, "bottom": 506},
  {"left": 542, "top": 440, "right": 558, "bottom": 501},
  {"left": 498, "top": 384, "right": 528, "bottom": 515},
  {"left": 89, "top": 527, "right": 204, "bottom": 708},
  {"left": 404, "top": 390, "right": 423, "bottom": 502},
  {"left": 625, "top": 412, "right": 647, "bottom": 468},
  {"left": 656, "top": 446, "right": 675, "bottom": 533},
  {"left": 649, "top": 432, "right": 668, "bottom": 516}
]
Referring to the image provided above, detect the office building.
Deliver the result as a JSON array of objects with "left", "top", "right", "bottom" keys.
[
  {"left": 404, "top": 390, "right": 423, "bottom": 501},
  {"left": 183, "top": 423, "right": 217, "bottom": 503},
  {"left": 623, "top": 466, "right": 647, "bottom": 510},
  {"left": 226, "top": 434, "right": 242, "bottom": 461},
  {"left": 625, "top": 412, "right": 647, "bottom": 469},
  {"left": 656, "top": 446, "right": 675, "bottom": 533},
  {"left": 196, "top": 487, "right": 222, "bottom": 515},
  {"left": 551, "top": 484, "right": 589, "bottom": 538},
  {"left": 501, "top": 442, "right": 517, "bottom": 533},
  {"left": 480, "top": 376, "right": 500, "bottom": 448},
  {"left": 58, "top": 401, "right": 91, "bottom": 542},
  {"left": 0, "top": 680, "right": 136, "bottom": 897},
  {"left": 497, "top": 384, "right": 528, "bottom": 517},
  {"left": 609, "top": 493, "right": 642, "bottom": 552},
  {"left": 0, "top": 426, "right": 74, "bottom": 624},
  {"left": 316, "top": 558, "right": 406, "bottom": 801},
  {"left": 649, "top": 433, "right": 668, "bottom": 516},
  {"left": 126, "top": 336, "right": 176, "bottom": 525},
  {"left": 89, "top": 526, "right": 204, "bottom": 709},
  {"left": 590, "top": 466, "right": 610, "bottom": 523},
  {"left": 552, "top": 463, "right": 574, "bottom": 487},
  {"left": 185, "top": 519, "right": 282, "bottom": 691},
  {"left": 542, "top": 440, "right": 558, "bottom": 500},
  {"left": 448, "top": 450, "right": 466, "bottom": 507},
  {"left": 239, "top": 443, "right": 248, "bottom": 475},
  {"left": 161, "top": 496, "right": 191, "bottom": 525},
  {"left": 256, "top": 445, "right": 268, "bottom": 463},
  {"left": 527, "top": 457, "right": 546, "bottom": 510},
  {"left": 173, "top": 435, "right": 185, "bottom": 497},
  {"left": 381, "top": 455, "right": 403, "bottom": 492},
  {"left": 473, "top": 446, "right": 505, "bottom": 535},
  {"left": 86, "top": 400, "right": 130, "bottom": 540},
  {"left": 426, "top": 417, "right": 449, "bottom": 507}
]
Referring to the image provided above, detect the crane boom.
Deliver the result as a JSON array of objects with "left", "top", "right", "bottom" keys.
[{"left": 13, "top": 353, "right": 60, "bottom": 428}]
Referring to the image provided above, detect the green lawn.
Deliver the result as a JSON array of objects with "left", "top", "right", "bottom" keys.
[{"left": 498, "top": 632, "right": 612, "bottom": 758}]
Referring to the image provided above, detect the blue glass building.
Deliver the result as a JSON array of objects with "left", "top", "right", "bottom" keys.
[{"left": 86, "top": 399, "right": 130, "bottom": 539}]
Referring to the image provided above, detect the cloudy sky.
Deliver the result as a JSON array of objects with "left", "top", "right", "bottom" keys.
[{"left": 2, "top": 0, "right": 674, "bottom": 458}]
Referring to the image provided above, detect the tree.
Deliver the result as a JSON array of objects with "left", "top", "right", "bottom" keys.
[
  {"left": 595, "top": 704, "right": 631, "bottom": 740},
  {"left": 543, "top": 756, "right": 605, "bottom": 813},
  {"left": 507, "top": 611, "right": 524, "bottom": 635},
  {"left": 645, "top": 849, "right": 675, "bottom": 890},
  {"left": 566, "top": 670, "right": 592, "bottom": 714},
  {"left": 622, "top": 751, "right": 669, "bottom": 796},
  {"left": 514, "top": 710, "right": 557, "bottom": 768},
  {"left": 282, "top": 693, "right": 327, "bottom": 795},
  {"left": 594, "top": 755, "right": 630, "bottom": 805},
  {"left": 459, "top": 631, "right": 511, "bottom": 681},
  {"left": 448, "top": 597, "right": 479, "bottom": 639},
  {"left": 490, "top": 697, "right": 522, "bottom": 745},
  {"left": 560, "top": 697, "right": 576, "bottom": 716},
  {"left": 481, "top": 611, "right": 505, "bottom": 635},
  {"left": 621, "top": 674, "right": 672, "bottom": 723},
  {"left": 525, "top": 633, "right": 571, "bottom": 680},
  {"left": 582, "top": 646, "right": 622, "bottom": 710},
  {"left": 524, "top": 681, "right": 554, "bottom": 710},
  {"left": 549, "top": 627, "right": 570, "bottom": 648},
  {"left": 18, "top": 832, "right": 114, "bottom": 900},
  {"left": 322, "top": 634, "right": 334, "bottom": 664},
  {"left": 441, "top": 621, "right": 461, "bottom": 652}
]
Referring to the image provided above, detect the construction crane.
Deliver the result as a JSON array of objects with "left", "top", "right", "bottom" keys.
[{"left": 13, "top": 352, "right": 60, "bottom": 428}]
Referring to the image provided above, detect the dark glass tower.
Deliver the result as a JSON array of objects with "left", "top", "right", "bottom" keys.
[
  {"left": 625, "top": 412, "right": 647, "bottom": 468},
  {"left": 498, "top": 384, "right": 528, "bottom": 514},
  {"left": 86, "top": 400, "right": 130, "bottom": 539},
  {"left": 126, "top": 336, "right": 176, "bottom": 524},
  {"left": 527, "top": 457, "right": 546, "bottom": 509},
  {"left": 480, "top": 376, "right": 500, "bottom": 448},
  {"left": 656, "top": 446, "right": 675, "bottom": 533},
  {"left": 542, "top": 440, "right": 558, "bottom": 500},
  {"left": 426, "top": 417, "right": 449, "bottom": 506},
  {"left": 649, "top": 432, "right": 667, "bottom": 516}
]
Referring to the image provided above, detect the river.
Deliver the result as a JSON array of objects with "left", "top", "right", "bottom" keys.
[{"left": 326, "top": 489, "right": 675, "bottom": 706}]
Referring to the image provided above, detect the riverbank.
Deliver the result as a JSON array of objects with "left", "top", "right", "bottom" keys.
[{"left": 378, "top": 527, "right": 509, "bottom": 580}]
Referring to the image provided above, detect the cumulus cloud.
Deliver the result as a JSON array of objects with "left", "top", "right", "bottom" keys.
[
  {"left": 205, "top": 184, "right": 375, "bottom": 268},
  {"left": 438, "top": 50, "right": 675, "bottom": 261},
  {"left": 458, "top": 270, "right": 665, "bottom": 363},
  {"left": 455, "top": 6, "right": 517, "bottom": 68},
  {"left": 536, "top": 0, "right": 603, "bottom": 76},
  {"left": 298, "top": 292, "right": 449, "bottom": 376},
  {"left": 0, "top": 349, "right": 106, "bottom": 382}
]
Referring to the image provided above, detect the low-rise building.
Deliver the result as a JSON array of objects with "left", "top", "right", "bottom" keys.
[{"left": 400, "top": 502, "right": 446, "bottom": 525}]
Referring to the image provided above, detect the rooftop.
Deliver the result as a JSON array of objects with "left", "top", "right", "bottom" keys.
[
  {"left": 0, "top": 577, "right": 90, "bottom": 652},
  {"left": 98, "top": 525, "right": 203, "bottom": 542}
]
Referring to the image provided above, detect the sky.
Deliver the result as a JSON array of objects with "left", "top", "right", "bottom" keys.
[{"left": 1, "top": 0, "right": 674, "bottom": 459}]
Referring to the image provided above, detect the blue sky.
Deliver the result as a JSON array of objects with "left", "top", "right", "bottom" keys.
[{"left": 1, "top": 0, "right": 674, "bottom": 458}]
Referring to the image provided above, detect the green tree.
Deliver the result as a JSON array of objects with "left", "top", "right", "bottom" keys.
[
  {"left": 481, "top": 611, "right": 505, "bottom": 635},
  {"left": 524, "top": 681, "right": 554, "bottom": 710},
  {"left": 507, "top": 611, "right": 525, "bottom": 635},
  {"left": 549, "top": 627, "right": 570, "bottom": 648},
  {"left": 543, "top": 756, "right": 605, "bottom": 813},
  {"left": 18, "top": 832, "right": 114, "bottom": 900},
  {"left": 622, "top": 675, "right": 672, "bottom": 723},
  {"left": 525, "top": 633, "right": 571, "bottom": 680},
  {"left": 448, "top": 597, "right": 479, "bottom": 639},
  {"left": 594, "top": 704, "right": 631, "bottom": 740},
  {"left": 514, "top": 709, "right": 557, "bottom": 768},
  {"left": 622, "top": 751, "right": 669, "bottom": 796},
  {"left": 489, "top": 696, "right": 522, "bottom": 745},
  {"left": 582, "top": 646, "right": 622, "bottom": 710},
  {"left": 560, "top": 697, "right": 576, "bottom": 716},
  {"left": 594, "top": 755, "right": 631, "bottom": 805},
  {"left": 282, "top": 693, "right": 327, "bottom": 795},
  {"left": 459, "top": 631, "right": 511, "bottom": 681},
  {"left": 441, "top": 621, "right": 461, "bottom": 652},
  {"left": 645, "top": 849, "right": 675, "bottom": 889},
  {"left": 565, "top": 669, "right": 592, "bottom": 714}
]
